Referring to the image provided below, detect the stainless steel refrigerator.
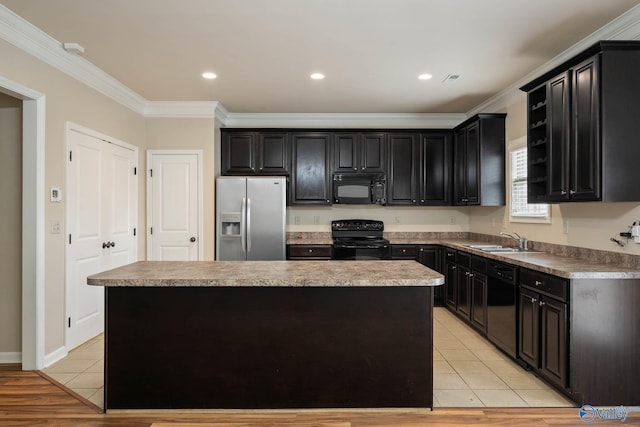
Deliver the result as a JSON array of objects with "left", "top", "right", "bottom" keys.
[{"left": 216, "top": 176, "right": 286, "bottom": 260}]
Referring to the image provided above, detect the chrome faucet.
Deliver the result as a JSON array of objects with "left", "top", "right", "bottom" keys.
[{"left": 500, "top": 231, "right": 528, "bottom": 251}]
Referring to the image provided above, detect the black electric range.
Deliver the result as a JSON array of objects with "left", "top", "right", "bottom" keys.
[{"left": 331, "top": 219, "right": 391, "bottom": 260}]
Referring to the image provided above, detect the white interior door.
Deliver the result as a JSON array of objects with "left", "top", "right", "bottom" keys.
[
  {"left": 148, "top": 151, "right": 201, "bottom": 261},
  {"left": 66, "top": 126, "right": 137, "bottom": 350}
]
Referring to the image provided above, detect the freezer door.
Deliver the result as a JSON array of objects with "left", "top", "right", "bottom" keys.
[
  {"left": 246, "top": 177, "right": 286, "bottom": 260},
  {"left": 216, "top": 178, "right": 247, "bottom": 260}
]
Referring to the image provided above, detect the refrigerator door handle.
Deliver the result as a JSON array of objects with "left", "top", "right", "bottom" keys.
[
  {"left": 247, "top": 197, "right": 252, "bottom": 253},
  {"left": 241, "top": 197, "right": 247, "bottom": 254}
]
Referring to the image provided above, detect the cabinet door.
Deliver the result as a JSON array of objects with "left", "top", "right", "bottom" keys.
[
  {"left": 334, "top": 133, "right": 358, "bottom": 173},
  {"left": 519, "top": 288, "right": 539, "bottom": 368},
  {"left": 419, "top": 133, "right": 451, "bottom": 205},
  {"left": 361, "top": 132, "right": 386, "bottom": 173},
  {"left": 221, "top": 132, "right": 256, "bottom": 175},
  {"left": 547, "top": 73, "right": 571, "bottom": 201},
  {"left": 470, "top": 272, "right": 487, "bottom": 333},
  {"left": 291, "top": 133, "right": 331, "bottom": 205},
  {"left": 453, "top": 129, "right": 467, "bottom": 205},
  {"left": 571, "top": 56, "right": 601, "bottom": 201},
  {"left": 387, "top": 133, "right": 418, "bottom": 205},
  {"left": 540, "top": 297, "right": 568, "bottom": 388},
  {"left": 419, "top": 246, "right": 443, "bottom": 306},
  {"left": 445, "top": 261, "right": 458, "bottom": 310},
  {"left": 465, "top": 122, "right": 480, "bottom": 205},
  {"left": 258, "top": 132, "right": 289, "bottom": 175},
  {"left": 456, "top": 266, "right": 471, "bottom": 318}
]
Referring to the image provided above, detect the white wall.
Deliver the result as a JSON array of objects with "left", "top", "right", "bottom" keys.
[
  {"left": 0, "top": 93, "right": 22, "bottom": 357},
  {"left": 469, "top": 94, "right": 640, "bottom": 255}
]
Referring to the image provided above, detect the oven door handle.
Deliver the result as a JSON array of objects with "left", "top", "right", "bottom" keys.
[{"left": 333, "top": 244, "right": 389, "bottom": 249}]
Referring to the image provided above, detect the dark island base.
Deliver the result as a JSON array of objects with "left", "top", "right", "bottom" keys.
[{"left": 105, "top": 286, "right": 433, "bottom": 410}]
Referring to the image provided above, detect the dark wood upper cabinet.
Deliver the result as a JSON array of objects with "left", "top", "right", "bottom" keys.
[
  {"left": 290, "top": 132, "right": 332, "bottom": 205},
  {"left": 521, "top": 41, "right": 640, "bottom": 202},
  {"left": 453, "top": 114, "right": 506, "bottom": 206},
  {"left": 333, "top": 132, "right": 386, "bottom": 173},
  {"left": 221, "top": 131, "right": 256, "bottom": 175},
  {"left": 258, "top": 132, "right": 289, "bottom": 175},
  {"left": 387, "top": 132, "right": 418, "bottom": 205},
  {"left": 221, "top": 130, "right": 289, "bottom": 176},
  {"left": 419, "top": 133, "right": 452, "bottom": 205}
]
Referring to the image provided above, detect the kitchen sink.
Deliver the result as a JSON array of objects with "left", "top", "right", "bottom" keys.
[{"left": 464, "top": 244, "right": 542, "bottom": 254}]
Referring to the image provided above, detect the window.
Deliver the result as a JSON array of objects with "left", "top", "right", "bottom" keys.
[{"left": 510, "top": 146, "right": 550, "bottom": 222}]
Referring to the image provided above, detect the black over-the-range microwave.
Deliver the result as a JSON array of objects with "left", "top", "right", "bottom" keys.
[{"left": 332, "top": 173, "right": 386, "bottom": 205}]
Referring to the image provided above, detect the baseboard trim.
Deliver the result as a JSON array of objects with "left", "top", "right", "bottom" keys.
[
  {"left": 44, "top": 346, "right": 67, "bottom": 368},
  {"left": 0, "top": 352, "right": 21, "bottom": 364}
]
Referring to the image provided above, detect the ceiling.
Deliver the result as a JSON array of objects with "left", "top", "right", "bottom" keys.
[{"left": 3, "top": 0, "right": 640, "bottom": 114}]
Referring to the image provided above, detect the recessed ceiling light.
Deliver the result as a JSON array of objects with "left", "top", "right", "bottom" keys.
[
  {"left": 310, "top": 73, "right": 325, "bottom": 80},
  {"left": 418, "top": 73, "right": 433, "bottom": 80},
  {"left": 202, "top": 72, "right": 217, "bottom": 79}
]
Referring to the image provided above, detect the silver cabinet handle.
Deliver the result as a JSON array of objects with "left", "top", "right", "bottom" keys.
[
  {"left": 560, "top": 190, "right": 567, "bottom": 195},
  {"left": 570, "top": 190, "right": 576, "bottom": 195},
  {"left": 535, "top": 280, "right": 542, "bottom": 286},
  {"left": 540, "top": 301, "right": 546, "bottom": 307}
]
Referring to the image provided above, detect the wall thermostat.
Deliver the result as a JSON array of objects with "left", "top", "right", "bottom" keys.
[{"left": 50, "top": 187, "right": 62, "bottom": 202}]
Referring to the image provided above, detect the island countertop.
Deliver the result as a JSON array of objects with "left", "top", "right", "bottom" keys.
[{"left": 87, "top": 260, "right": 444, "bottom": 288}]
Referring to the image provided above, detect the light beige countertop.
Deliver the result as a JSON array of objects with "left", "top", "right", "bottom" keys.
[
  {"left": 436, "top": 240, "right": 640, "bottom": 280},
  {"left": 87, "top": 260, "right": 444, "bottom": 288},
  {"left": 286, "top": 234, "right": 640, "bottom": 279}
]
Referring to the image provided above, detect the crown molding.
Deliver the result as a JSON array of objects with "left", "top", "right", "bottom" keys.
[
  {"left": 0, "top": 4, "right": 147, "bottom": 114},
  {"left": 144, "top": 101, "right": 221, "bottom": 118},
  {"left": 469, "top": 4, "right": 640, "bottom": 115},
  {"left": 222, "top": 112, "right": 467, "bottom": 129},
  {"left": 3, "top": 3, "right": 640, "bottom": 121}
]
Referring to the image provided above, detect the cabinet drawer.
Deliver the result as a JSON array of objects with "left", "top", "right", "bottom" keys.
[
  {"left": 456, "top": 251, "right": 471, "bottom": 268},
  {"left": 391, "top": 245, "right": 418, "bottom": 259},
  {"left": 520, "top": 269, "right": 567, "bottom": 301},
  {"left": 471, "top": 256, "right": 487, "bottom": 274},
  {"left": 444, "top": 248, "right": 457, "bottom": 262},
  {"left": 287, "top": 245, "right": 332, "bottom": 259}
]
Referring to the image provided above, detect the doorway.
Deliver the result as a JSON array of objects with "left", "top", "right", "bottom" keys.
[{"left": 0, "top": 92, "right": 22, "bottom": 364}]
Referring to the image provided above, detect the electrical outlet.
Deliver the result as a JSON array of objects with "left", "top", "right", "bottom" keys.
[
  {"left": 294, "top": 216, "right": 300, "bottom": 225},
  {"left": 563, "top": 220, "right": 569, "bottom": 234},
  {"left": 50, "top": 220, "right": 61, "bottom": 234},
  {"left": 450, "top": 216, "right": 456, "bottom": 224},
  {"left": 492, "top": 217, "right": 496, "bottom": 227},
  {"left": 313, "top": 215, "right": 320, "bottom": 225},
  {"left": 395, "top": 216, "right": 401, "bottom": 224}
]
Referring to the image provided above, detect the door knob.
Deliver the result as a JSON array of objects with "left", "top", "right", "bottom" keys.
[
  {"left": 102, "top": 242, "right": 108, "bottom": 249},
  {"left": 190, "top": 237, "right": 197, "bottom": 243},
  {"left": 110, "top": 241, "right": 115, "bottom": 247}
]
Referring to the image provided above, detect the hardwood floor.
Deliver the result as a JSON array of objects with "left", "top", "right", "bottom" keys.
[{"left": 1, "top": 366, "right": 638, "bottom": 426}]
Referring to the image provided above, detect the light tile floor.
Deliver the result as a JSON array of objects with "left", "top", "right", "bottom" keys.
[
  {"left": 432, "top": 307, "right": 575, "bottom": 407},
  {"left": 44, "top": 307, "right": 576, "bottom": 409}
]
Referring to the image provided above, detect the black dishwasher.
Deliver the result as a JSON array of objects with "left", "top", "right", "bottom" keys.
[{"left": 486, "top": 261, "right": 518, "bottom": 358}]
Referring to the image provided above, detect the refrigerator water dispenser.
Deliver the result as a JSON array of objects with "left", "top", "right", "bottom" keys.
[{"left": 220, "top": 213, "right": 241, "bottom": 236}]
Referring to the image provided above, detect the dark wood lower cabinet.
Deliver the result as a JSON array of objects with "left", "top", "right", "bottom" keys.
[
  {"left": 105, "top": 286, "right": 434, "bottom": 409},
  {"left": 470, "top": 272, "right": 487, "bottom": 333},
  {"left": 518, "top": 269, "right": 569, "bottom": 390},
  {"left": 287, "top": 244, "right": 332, "bottom": 260},
  {"left": 418, "top": 245, "right": 444, "bottom": 306}
]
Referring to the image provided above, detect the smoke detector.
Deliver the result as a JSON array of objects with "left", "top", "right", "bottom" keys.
[{"left": 63, "top": 43, "right": 85, "bottom": 55}]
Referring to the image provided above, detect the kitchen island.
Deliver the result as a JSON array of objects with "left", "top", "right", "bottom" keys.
[{"left": 88, "top": 261, "right": 443, "bottom": 410}]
